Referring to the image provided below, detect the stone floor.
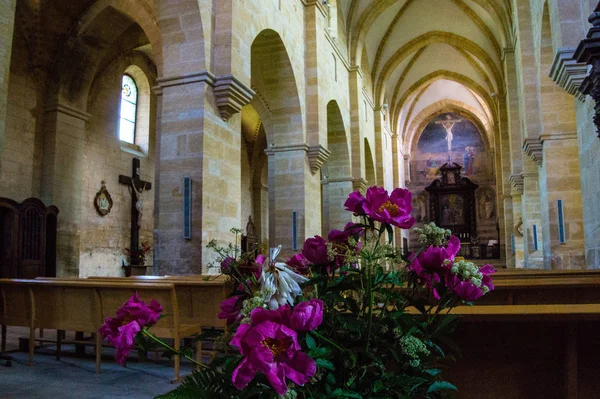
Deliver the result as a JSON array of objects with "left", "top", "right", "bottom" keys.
[{"left": 0, "top": 327, "right": 193, "bottom": 399}]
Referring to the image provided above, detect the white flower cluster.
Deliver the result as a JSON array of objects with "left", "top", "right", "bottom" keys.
[
  {"left": 240, "top": 294, "right": 268, "bottom": 323},
  {"left": 413, "top": 222, "right": 451, "bottom": 247},
  {"left": 450, "top": 259, "right": 489, "bottom": 294},
  {"left": 400, "top": 334, "right": 430, "bottom": 368}
]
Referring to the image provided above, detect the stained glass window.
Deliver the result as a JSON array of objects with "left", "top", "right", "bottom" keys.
[{"left": 119, "top": 75, "right": 138, "bottom": 144}]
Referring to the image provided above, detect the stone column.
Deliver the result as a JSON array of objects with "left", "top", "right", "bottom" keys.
[
  {"left": 538, "top": 135, "right": 585, "bottom": 269},
  {"left": 322, "top": 176, "right": 354, "bottom": 234},
  {"left": 510, "top": 191, "right": 525, "bottom": 268},
  {"left": 0, "top": 0, "right": 16, "bottom": 176},
  {"left": 521, "top": 163, "right": 544, "bottom": 269},
  {"left": 41, "top": 102, "right": 90, "bottom": 277},
  {"left": 154, "top": 71, "right": 245, "bottom": 274},
  {"left": 265, "top": 144, "right": 319, "bottom": 257},
  {"left": 252, "top": 183, "right": 269, "bottom": 248}
]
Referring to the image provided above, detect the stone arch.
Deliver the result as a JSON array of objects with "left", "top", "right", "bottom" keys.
[
  {"left": 322, "top": 100, "right": 352, "bottom": 234},
  {"left": 250, "top": 29, "right": 309, "bottom": 253},
  {"left": 251, "top": 29, "right": 304, "bottom": 145},
  {"left": 365, "top": 138, "right": 377, "bottom": 186},
  {"left": 154, "top": 0, "right": 205, "bottom": 77},
  {"left": 52, "top": 4, "right": 160, "bottom": 111},
  {"left": 375, "top": 31, "right": 503, "bottom": 105},
  {"left": 542, "top": 0, "right": 586, "bottom": 50},
  {"left": 405, "top": 99, "right": 493, "bottom": 157},
  {"left": 537, "top": 1, "right": 584, "bottom": 269},
  {"left": 393, "top": 70, "right": 496, "bottom": 129}
]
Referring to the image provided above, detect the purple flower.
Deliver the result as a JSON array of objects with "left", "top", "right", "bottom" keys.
[
  {"left": 362, "top": 186, "right": 415, "bottom": 229},
  {"left": 445, "top": 263, "right": 496, "bottom": 302},
  {"left": 302, "top": 236, "right": 330, "bottom": 265},
  {"left": 286, "top": 253, "right": 310, "bottom": 274},
  {"left": 344, "top": 191, "right": 367, "bottom": 215},
  {"left": 414, "top": 236, "right": 461, "bottom": 272},
  {"left": 218, "top": 295, "right": 244, "bottom": 325},
  {"left": 289, "top": 299, "right": 324, "bottom": 331},
  {"left": 98, "top": 293, "right": 163, "bottom": 365},
  {"left": 230, "top": 307, "right": 317, "bottom": 395},
  {"left": 220, "top": 256, "right": 235, "bottom": 275}
]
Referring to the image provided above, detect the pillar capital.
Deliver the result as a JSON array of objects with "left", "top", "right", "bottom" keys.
[
  {"left": 550, "top": 48, "right": 587, "bottom": 100},
  {"left": 522, "top": 138, "right": 543, "bottom": 166},
  {"left": 213, "top": 74, "right": 255, "bottom": 121},
  {"left": 44, "top": 101, "right": 91, "bottom": 122},
  {"left": 509, "top": 174, "right": 524, "bottom": 194},
  {"left": 156, "top": 70, "right": 216, "bottom": 89}
]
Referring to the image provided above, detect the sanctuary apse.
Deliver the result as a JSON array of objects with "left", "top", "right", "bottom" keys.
[{"left": 0, "top": 0, "right": 599, "bottom": 279}]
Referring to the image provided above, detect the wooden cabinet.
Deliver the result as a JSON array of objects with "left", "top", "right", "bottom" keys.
[{"left": 0, "top": 198, "right": 59, "bottom": 278}]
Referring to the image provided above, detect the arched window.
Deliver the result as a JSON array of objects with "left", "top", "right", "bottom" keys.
[{"left": 119, "top": 75, "right": 138, "bottom": 144}]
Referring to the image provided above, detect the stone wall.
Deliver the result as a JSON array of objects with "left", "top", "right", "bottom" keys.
[
  {"left": 0, "top": 29, "right": 40, "bottom": 201},
  {"left": 78, "top": 54, "right": 156, "bottom": 277}
]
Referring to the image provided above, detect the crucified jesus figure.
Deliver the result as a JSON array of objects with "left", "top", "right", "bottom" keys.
[
  {"left": 131, "top": 179, "right": 145, "bottom": 227},
  {"left": 435, "top": 115, "right": 463, "bottom": 153}
]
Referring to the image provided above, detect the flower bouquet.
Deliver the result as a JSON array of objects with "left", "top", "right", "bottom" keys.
[
  {"left": 101, "top": 186, "right": 495, "bottom": 398},
  {"left": 124, "top": 241, "right": 152, "bottom": 266}
]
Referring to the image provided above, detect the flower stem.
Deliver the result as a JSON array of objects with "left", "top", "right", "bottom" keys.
[
  {"left": 311, "top": 330, "right": 346, "bottom": 353},
  {"left": 141, "top": 329, "right": 211, "bottom": 370}
]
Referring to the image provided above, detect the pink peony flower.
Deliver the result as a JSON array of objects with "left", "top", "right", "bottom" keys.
[
  {"left": 362, "top": 186, "right": 415, "bottom": 229},
  {"left": 302, "top": 236, "right": 330, "bottom": 265},
  {"left": 230, "top": 306, "right": 318, "bottom": 395},
  {"left": 344, "top": 191, "right": 367, "bottom": 215},
  {"left": 289, "top": 299, "right": 324, "bottom": 331},
  {"left": 328, "top": 222, "right": 364, "bottom": 244},
  {"left": 445, "top": 263, "right": 496, "bottom": 302},
  {"left": 99, "top": 292, "right": 163, "bottom": 365},
  {"left": 413, "top": 236, "right": 461, "bottom": 272},
  {"left": 286, "top": 253, "right": 310, "bottom": 274},
  {"left": 218, "top": 295, "right": 244, "bottom": 325}
]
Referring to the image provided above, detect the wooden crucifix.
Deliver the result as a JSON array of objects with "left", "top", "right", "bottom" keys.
[{"left": 119, "top": 158, "right": 152, "bottom": 264}]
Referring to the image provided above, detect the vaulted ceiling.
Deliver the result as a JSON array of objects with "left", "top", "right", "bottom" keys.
[{"left": 339, "top": 0, "right": 512, "bottom": 151}]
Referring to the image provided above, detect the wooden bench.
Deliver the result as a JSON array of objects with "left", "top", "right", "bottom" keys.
[
  {"left": 0, "top": 280, "right": 35, "bottom": 365},
  {"left": 0, "top": 279, "right": 200, "bottom": 381},
  {"left": 87, "top": 275, "right": 230, "bottom": 329}
]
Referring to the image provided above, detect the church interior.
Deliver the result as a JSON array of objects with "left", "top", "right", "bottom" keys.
[{"left": 1, "top": 0, "right": 600, "bottom": 397}]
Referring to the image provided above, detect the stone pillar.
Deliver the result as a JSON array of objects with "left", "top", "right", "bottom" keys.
[
  {"left": 510, "top": 191, "right": 525, "bottom": 268},
  {"left": 265, "top": 144, "right": 319, "bottom": 257},
  {"left": 0, "top": 0, "right": 16, "bottom": 176},
  {"left": 252, "top": 183, "right": 269, "bottom": 247},
  {"left": 538, "top": 135, "right": 585, "bottom": 269},
  {"left": 154, "top": 71, "right": 244, "bottom": 274},
  {"left": 41, "top": 102, "right": 90, "bottom": 277},
  {"left": 152, "top": 86, "right": 163, "bottom": 276},
  {"left": 521, "top": 163, "right": 544, "bottom": 269},
  {"left": 322, "top": 176, "right": 354, "bottom": 234}
]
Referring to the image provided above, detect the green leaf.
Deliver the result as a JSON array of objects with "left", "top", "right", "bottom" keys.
[
  {"left": 305, "top": 333, "right": 316, "bottom": 350},
  {"left": 308, "top": 347, "right": 329, "bottom": 358},
  {"left": 330, "top": 388, "right": 363, "bottom": 398},
  {"left": 427, "top": 381, "right": 457, "bottom": 393},
  {"left": 373, "top": 380, "right": 384, "bottom": 392},
  {"left": 424, "top": 368, "right": 442, "bottom": 377},
  {"left": 316, "top": 358, "right": 335, "bottom": 371}
]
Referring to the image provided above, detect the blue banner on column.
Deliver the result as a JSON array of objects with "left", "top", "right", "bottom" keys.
[{"left": 558, "top": 200, "right": 566, "bottom": 244}]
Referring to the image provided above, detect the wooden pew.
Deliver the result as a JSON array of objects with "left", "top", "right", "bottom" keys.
[
  {"left": 0, "top": 280, "right": 35, "bottom": 365},
  {"left": 1, "top": 279, "right": 200, "bottom": 381},
  {"left": 87, "top": 276, "right": 230, "bottom": 329}
]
